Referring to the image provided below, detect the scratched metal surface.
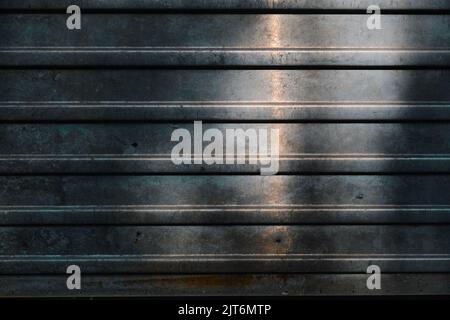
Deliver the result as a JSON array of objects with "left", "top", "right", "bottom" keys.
[
  {"left": 1, "top": 0, "right": 450, "bottom": 10},
  {"left": 2, "top": 123, "right": 450, "bottom": 173},
  {"left": 1, "top": 69, "right": 450, "bottom": 121},
  {"left": 1, "top": 14, "right": 450, "bottom": 67},
  {"left": 0, "top": 0, "right": 449, "bottom": 297}
]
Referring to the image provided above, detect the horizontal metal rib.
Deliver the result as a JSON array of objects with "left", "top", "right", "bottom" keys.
[
  {"left": 1, "top": 175, "right": 449, "bottom": 206},
  {"left": 2, "top": 274, "right": 450, "bottom": 297},
  {"left": 3, "top": 15, "right": 450, "bottom": 49},
  {"left": 1, "top": 123, "right": 450, "bottom": 173},
  {"left": 2, "top": 49, "right": 450, "bottom": 67},
  {"left": 2, "top": 102, "right": 450, "bottom": 121},
  {"left": 1, "top": 176, "right": 450, "bottom": 219},
  {"left": 1, "top": 14, "right": 449, "bottom": 67},
  {"left": 0, "top": 225, "right": 449, "bottom": 255},
  {"left": 4, "top": 156, "right": 450, "bottom": 173},
  {"left": 2, "top": 70, "right": 449, "bottom": 103},
  {"left": 1, "top": 254, "right": 450, "bottom": 274},
  {"left": 0, "top": 176, "right": 450, "bottom": 225},
  {"left": 2, "top": 205, "right": 450, "bottom": 225},
  {"left": 1, "top": 0, "right": 449, "bottom": 10}
]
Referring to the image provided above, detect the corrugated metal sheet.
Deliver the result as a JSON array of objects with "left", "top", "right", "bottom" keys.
[{"left": 0, "top": 0, "right": 449, "bottom": 297}]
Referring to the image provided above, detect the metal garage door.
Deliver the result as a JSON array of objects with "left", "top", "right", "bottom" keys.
[{"left": 0, "top": 0, "right": 449, "bottom": 296}]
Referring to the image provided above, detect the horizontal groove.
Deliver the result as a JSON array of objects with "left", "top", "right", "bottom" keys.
[
  {"left": 4, "top": 253, "right": 450, "bottom": 258},
  {"left": 5, "top": 48, "right": 450, "bottom": 50},
  {"left": 2, "top": 66, "right": 450, "bottom": 70},
  {"left": 1, "top": 0, "right": 450, "bottom": 11},
  {"left": 4, "top": 121, "right": 450, "bottom": 124},
  {"left": 1, "top": 9, "right": 450, "bottom": 13},
  {"left": 1, "top": 205, "right": 447, "bottom": 210},
  {"left": 3, "top": 154, "right": 450, "bottom": 159},
  {"left": 1, "top": 10, "right": 450, "bottom": 15},
  {"left": 3, "top": 101, "right": 449, "bottom": 105},
  {"left": 2, "top": 172, "right": 450, "bottom": 176}
]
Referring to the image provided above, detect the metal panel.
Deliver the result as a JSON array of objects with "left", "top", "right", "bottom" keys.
[
  {"left": 1, "top": 274, "right": 449, "bottom": 297},
  {"left": 2, "top": 254, "right": 450, "bottom": 274},
  {"left": 2, "top": 225, "right": 449, "bottom": 255},
  {"left": 1, "top": 0, "right": 450, "bottom": 297},
  {"left": 3, "top": 49, "right": 450, "bottom": 67},
  {"left": 2, "top": 102, "right": 450, "bottom": 121},
  {"left": 2, "top": 70, "right": 449, "bottom": 102},
  {"left": 4, "top": 14, "right": 449, "bottom": 49},
  {"left": 1, "top": 175, "right": 450, "bottom": 225},
  {"left": 2, "top": 69, "right": 449, "bottom": 121},
  {"left": 1, "top": 14, "right": 449, "bottom": 66},
  {"left": 1, "top": 123, "right": 450, "bottom": 173}
]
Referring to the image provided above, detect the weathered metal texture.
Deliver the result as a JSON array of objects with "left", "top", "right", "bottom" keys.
[
  {"left": 1, "top": 274, "right": 449, "bottom": 297},
  {"left": 1, "top": 123, "right": 450, "bottom": 173},
  {"left": 1, "top": 14, "right": 450, "bottom": 66},
  {"left": 1, "top": 223, "right": 450, "bottom": 274},
  {"left": 1, "top": 70, "right": 449, "bottom": 101},
  {"left": 2, "top": 255, "right": 450, "bottom": 274},
  {"left": 2, "top": 102, "right": 450, "bottom": 121},
  {"left": 2, "top": 225, "right": 449, "bottom": 256},
  {"left": 1, "top": 69, "right": 450, "bottom": 121},
  {"left": 5, "top": 14, "right": 450, "bottom": 49},
  {"left": 1, "top": 175, "right": 450, "bottom": 224},
  {"left": 3, "top": 49, "right": 450, "bottom": 67},
  {"left": 1, "top": 0, "right": 450, "bottom": 10},
  {"left": 1, "top": 1, "right": 450, "bottom": 297}
]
